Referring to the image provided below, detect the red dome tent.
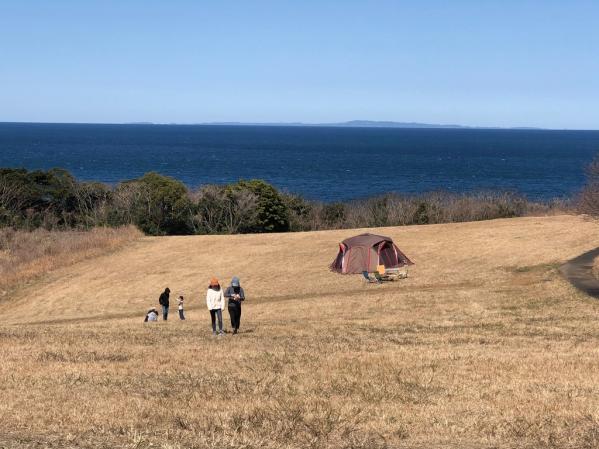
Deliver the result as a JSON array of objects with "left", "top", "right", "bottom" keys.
[{"left": 330, "top": 233, "right": 413, "bottom": 274}]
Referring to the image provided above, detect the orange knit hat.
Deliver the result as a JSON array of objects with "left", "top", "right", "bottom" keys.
[{"left": 209, "top": 277, "right": 219, "bottom": 286}]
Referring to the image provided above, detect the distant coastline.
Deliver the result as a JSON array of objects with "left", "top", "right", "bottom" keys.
[
  {"left": 197, "top": 120, "right": 545, "bottom": 130},
  {"left": 0, "top": 120, "right": 555, "bottom": 130},
  {"left": 126, "top": 120, "right": 548, "bottom": 130},
  {"left": 200, "top": 120, "right": 469, "bottom": 129}
]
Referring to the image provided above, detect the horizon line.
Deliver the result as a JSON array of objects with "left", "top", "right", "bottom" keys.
[{"left": 0, "top": 120, "right": 597, "bottom": 132}]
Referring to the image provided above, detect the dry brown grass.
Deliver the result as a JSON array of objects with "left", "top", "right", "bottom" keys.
[
  {"left": 593, "top": 257, "right": 599, "bottom": 280},
  {"left": 1, "top": 215, "right": 599, "bottom": 448},
  {"left": 0, "top": 226, "right": 142, "bottom": 298}
]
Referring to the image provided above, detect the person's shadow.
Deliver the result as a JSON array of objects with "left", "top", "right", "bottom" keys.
[{"left": 224, "top": 328, "right": 255, "bottom": 334}]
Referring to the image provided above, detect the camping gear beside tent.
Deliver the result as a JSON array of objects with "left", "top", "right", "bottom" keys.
[
  {"left": 362, "top": 271, "right": 381, "bottom": 283},
  {"left": 330, "top": 233, "right": 413, "bottom": 275}
]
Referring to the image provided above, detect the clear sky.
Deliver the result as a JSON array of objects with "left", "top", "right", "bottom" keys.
[{"left": 1, "top": 1, "right": 598, "bottom": 128}]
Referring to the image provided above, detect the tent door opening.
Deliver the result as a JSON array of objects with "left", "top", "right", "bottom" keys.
[{"left": 378, "top": 242, "right": 399, "bottom": 269}]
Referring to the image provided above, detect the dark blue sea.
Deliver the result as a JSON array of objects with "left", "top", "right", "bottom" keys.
[{"left": 1, "top": 122, "right": 598, "bottom": 202}]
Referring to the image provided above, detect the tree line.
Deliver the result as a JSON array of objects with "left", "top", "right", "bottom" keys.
[{"left": 0, "top": 167, "right": 574, "bottom": 236}]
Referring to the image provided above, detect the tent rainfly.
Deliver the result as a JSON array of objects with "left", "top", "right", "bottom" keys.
[{"left": 330, "top": 233, "right": 413, "bottom": 274}]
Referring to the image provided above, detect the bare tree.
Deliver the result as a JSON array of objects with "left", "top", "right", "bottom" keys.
[
  {"left": 579, "top": 155, "right": 599, "bottom": 216},
  {"left": 111, "top": 182, "right": 145, "bottom": 225},
  {"left": 192, "top": 185, "right": 257, "bottom": 234},
  {"left": 190, "top": 185, "right": 222, "bottom": 234},
  {"left": 223, "top": 189, "right": 258, "bottom": 234},
  {"left": 0, "top": 177, "right": 27, "bottom": 215},
  {"left": 73, "top": 182, "right": 112, "bottom": 228}
]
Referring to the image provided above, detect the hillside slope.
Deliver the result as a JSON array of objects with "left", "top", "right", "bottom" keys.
[
  {"left": 2, "top": 215, "right": 599, "bottom": 448},
  {"left": 6, "top": 215, "right": 596, "bottom": 325}
]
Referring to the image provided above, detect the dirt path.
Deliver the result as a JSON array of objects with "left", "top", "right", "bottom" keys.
[{"left": 559, "top": 247, "right": 599, "bottom": 298}]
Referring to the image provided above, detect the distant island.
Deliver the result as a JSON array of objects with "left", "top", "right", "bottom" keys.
[
  {"left": 200, "top": 120, "right": 470, "bottom": 128},
  {"left": 127, "top": 120, "right": 542, "bottom": 130},
  {"left": 4, "top": 120, "right": 547, "bottom": 129},
  {"left": 324, "top": 120, "right": 466, "bottom": 128},
  {"left": 200, "top": 120, "right": 466, "bottom": 128}
]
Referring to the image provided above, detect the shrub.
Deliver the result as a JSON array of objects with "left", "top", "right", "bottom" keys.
[
  {"left": 119, "top": 172, "right": 194, "bottom": 235},
  {"left": 231, "top": 180, "right": 289, "bottom": 233},
  {"left": 0, "top": 167, "right": 569, "bottom": 235},
  {"left": 367, "top": 195, "right": 390, "bottom": 227},
  {"left": 282, "top": 193, "right": 314, "bottom": 232},
  {"left": 320, "top": 203, "right": 346, "bottom": 229},
  {"left": 413, "top": 201, "right": 432, "bottom": 225},
  {"left": 0, "top": 168, "right": 79, "bottom": 229}
]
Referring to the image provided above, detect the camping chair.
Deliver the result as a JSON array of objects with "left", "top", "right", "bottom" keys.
[
  {"left": 362, "top": 271, "right": 381, "bottom": 284},
  {"left": 373, "top": 271, "right": 389, "bottom": 282},
  {"left": 379, "top": 265, "right": 409, "bottom": 280},
  {"left": 363, "top": 270, "right": 392, "bottom": 283}
]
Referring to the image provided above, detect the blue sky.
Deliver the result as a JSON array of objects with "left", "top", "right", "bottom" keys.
[{"left": 1, "top": 1, "right": 598, "bottom": 128}]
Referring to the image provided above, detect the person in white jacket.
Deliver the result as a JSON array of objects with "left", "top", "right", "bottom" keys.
[{"left": 206, "top": 277, "right": 225, "bottom": 335}]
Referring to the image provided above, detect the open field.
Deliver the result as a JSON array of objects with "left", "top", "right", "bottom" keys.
[{"left": 1, "top": 215, "right": 599, "bottom": 448}]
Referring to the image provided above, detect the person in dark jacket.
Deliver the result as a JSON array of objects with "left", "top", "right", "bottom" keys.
[
  {"left": 224, "top": 276, "right": 245, "bottom": 334},
  {"left": 159, "top": 287, "right": 170, "bottom": 321}
]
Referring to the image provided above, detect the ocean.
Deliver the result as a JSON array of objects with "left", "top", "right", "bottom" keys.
[{"left": 1, "top": 122, "right": 598, "bottom": 202}]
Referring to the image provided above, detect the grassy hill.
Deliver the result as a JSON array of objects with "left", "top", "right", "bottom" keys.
[{"left": 2, "top": 215, "right": 599, "bottom": 448}]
